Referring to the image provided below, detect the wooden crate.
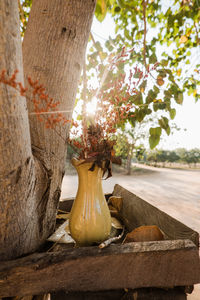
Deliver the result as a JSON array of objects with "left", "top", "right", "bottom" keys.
[{"left": 0, "top": 184, "right": 199, "bottom": 298}]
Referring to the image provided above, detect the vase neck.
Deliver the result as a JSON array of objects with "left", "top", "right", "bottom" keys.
[
  {"left": 76, "top": 163, "right": 103, "bottom": 181},
  {"left": 71, "top": 158, "right": 104, "bottom": 180}
]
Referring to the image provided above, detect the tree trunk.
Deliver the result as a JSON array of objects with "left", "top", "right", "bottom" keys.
[
  {"left": 0, "top": 0, "right": 96, "bottom": 260},
  {"left": 126, "top": 144, "right": 134, "bottom": 175},
  {"left": 0, "top": 0, "right": 37, "bottom": 260}
]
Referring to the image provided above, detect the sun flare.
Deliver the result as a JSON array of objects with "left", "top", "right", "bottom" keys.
[{"left": 86, "top": 97, "right": 97, "bottom": 116}]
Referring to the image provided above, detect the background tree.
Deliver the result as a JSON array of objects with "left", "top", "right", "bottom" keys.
[
  {"left": 178, "top": 148, "right": 200, "bottom": 167},
  {"left": 146, "top": 148, "right": 200, "bottom": 168},
  {"left": 115, "top": 129, "right": 136, "bottom": 175},
  {"left": 167, "top": 150, "right": 180, "bottom": 165},
  {"left": 114, "top": 115, "right": 179, "bottom": 173},
  {"left": 115, "top": 121, "right": 148, "bottom": 174},
  {"left": 156, "top": 150, "right": 169, "bottom": 167},
  {"left": 0, "top": 0, "right": 95, "bottom": 260},
  {"left": 146, "top": 149, "right": 159, "bottom": 167},
  {"left": 135, "top": 145, "right": 146, "bottom": 162}
]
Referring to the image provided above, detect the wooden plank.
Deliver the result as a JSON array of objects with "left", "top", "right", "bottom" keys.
[
  {"left": 59, "top": 199, "right": 73, "bottom": 212},
  {"left": 125, "top": 288, "right": 187, "bottom": 300},
  {"left": 51, "top": 289, "right": 124, "bottom": 300},
  {"left": 51, "top": 287, "right": 187, "bottom": 300},
  {"left": 0, "top": 239, "right": 199, "bottom": 297},
  {"left": 113, "top": 184, "right": 199, "bottom": 247}
]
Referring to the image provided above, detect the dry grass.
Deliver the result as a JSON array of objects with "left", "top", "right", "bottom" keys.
[{"left": 145, "top": 162, "right": 200, "bottom": 170}]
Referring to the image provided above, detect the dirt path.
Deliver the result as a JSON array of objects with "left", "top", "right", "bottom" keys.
[
  {"left": 61, "top": 165, "right": 200, "bottom": 232},
  {"left": 61, "top": 164, "right": 200, "bottom": 299}
]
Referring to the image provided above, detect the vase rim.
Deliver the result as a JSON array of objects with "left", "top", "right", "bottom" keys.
[
  {"left": 71, "top": 157, "right": 100, "bottom": 168},
  {"left": 71, "top": 157, "right": 85, "bottom": 167},
  {"left": 71, "top": 157, "right": 107, "bottom": 173}
]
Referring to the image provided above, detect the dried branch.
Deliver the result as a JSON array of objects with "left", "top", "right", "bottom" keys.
[
  {"left": 82, "top": 58, "right": 88, "bottom": 158},
  {"left": 99, "top": 227, "right": 125, "bottom": 249},
  {"left": 90, "top": 32, "right": 103, "bottom": 64},
  {"left": 194, "top": 21, "right": 200, "bottom": 45},
  {"left": 142, "top": 0, "right": 148, "bottom": 70}
]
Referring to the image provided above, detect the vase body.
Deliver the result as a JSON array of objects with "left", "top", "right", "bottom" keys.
[{"left": 69, "top": 158, "right": 111, "bottom": 245}]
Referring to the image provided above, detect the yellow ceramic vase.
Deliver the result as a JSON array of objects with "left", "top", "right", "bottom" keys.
[{"left": 69, "top": 157, "right": 111, "bottom": 246}]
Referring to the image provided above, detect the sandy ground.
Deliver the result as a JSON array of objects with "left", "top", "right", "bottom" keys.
[{"left": 61, "top": 164, "right": 200, "bottom": 299}]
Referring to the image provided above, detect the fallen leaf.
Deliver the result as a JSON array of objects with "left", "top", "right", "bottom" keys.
[
  {"left": 111, "top": 217, "right": 123, "bottom": 229},
  {"left": 108, "top": 204, "right": 118, "bottom": 213},
  {"left": 108, "top": 196, "right": 123, "bottom": 212},
  {"left": 124, "top": 225, "right": 164, "bottom": 243},
  {"left": 48, "top": 220, "right": 75, "bottom": 244}
]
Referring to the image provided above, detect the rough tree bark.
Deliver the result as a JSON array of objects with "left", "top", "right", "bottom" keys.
[
  {"left": 0, "top": 0, "right": 96, "bottom": 260},
  {"left": 0, "top": 0, "right": 36, "bottom": 260}
]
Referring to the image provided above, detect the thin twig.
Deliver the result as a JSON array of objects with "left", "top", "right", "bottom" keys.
[
  {"left": 90, "top": 32, "right": 103, "bottom": 64},
  {"left": 194, "top": 21, "right": 200, "bottom": 45},
  {"left": 90, "top": 32, "right": 110, "bottom": 99},
  {"left": 82, "top": 57, "right": 88, "bottom": 158},
  {"left": 47, "top": 234, "right": 65, "bottom": 252},
  {"left": 99, "top": 227, "right": 125, "bottom": 249}
]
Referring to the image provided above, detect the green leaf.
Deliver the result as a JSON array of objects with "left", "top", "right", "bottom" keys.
[
  {"left": 77, "top": 114, "right": 82, "bottom": 121},
  {"left": 128, "top": 116, "right": 136, "bottom": 127},
  {"left": 158, "top": 69, "right": 167, "bottom": 78},
  {"left": 139, "top": 80, "right": 147, "bottom": 92},
  {"left": 94, "top": 41, "right": 103, "bottom": 52},
  {"left": 105, "top": 40, "right": 114, "bottom": 51},
  {"left": 153, "top": 103, "right": 159, "bottom": 111},
  {"left": 135, "top": 30, "right": 142, "bottom": 40},
  {"left": 158, "top": 117, "right": 170, "bottom": 135},
  {"left": 170, "top": 108, "right": 176, "bottom": 119},
  {"left": 149, "top": 53, "right": 157, "bottom": 64},
  {"left": 149, "top": 127, "right": 162, "bottom": 149},
  {"left": 100, "top": 52, "right": 108, "bottom": 60},
  {"left": 161, "top": 59, "right": 168, "bottom": 66},
  {"left": 124, "top": 28, "right": 132, "bottom": 41},
  {"left": 146, "top": 108, "right": 152, "bottom": 115},
  {"left": 114, "top": 6, "right": 121, "bottom": 13},
  {"left": 137, "top": 109, "right": 145, "bottom": 122},
  {"left": 133, "top": 92, "right": 143, "bottom": 105},
  {"left": 118, "top": 0, "right": 134, "bottom": 9},
  {"left": 146, "top": 89, "right": 157, "bottom": 104},
  {"left": 176, "top": 92, "right": 183, "bottom": 104},
  {"left": 95, "top": 0, "right": 107, "bottom": 22},
  {"left": 153, "top": 85, "right": 160, "bottom": 93},
  {"left": 158, "top": 116, "right": 168, "bottom": 128},
  {"left": 166, "top": 126, "right": 170, "bottom": 135}
]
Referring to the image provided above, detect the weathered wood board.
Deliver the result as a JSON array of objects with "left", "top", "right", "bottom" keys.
[
  {"left": 51, "top": 287, "right": 187, "bottom": 300},
  {"left": 113, "top": 184, "right": 199, "bottom": 247},
  {"left": 0, "top": 239, "right": 199, "bottom": 297},
  {"left": 0, "top": 185, "right": 199, "bottom": 298}
]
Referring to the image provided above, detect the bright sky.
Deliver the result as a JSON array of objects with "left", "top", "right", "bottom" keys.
[{"left": 91, "top": 15, "right": 200, "bottom": 151}]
